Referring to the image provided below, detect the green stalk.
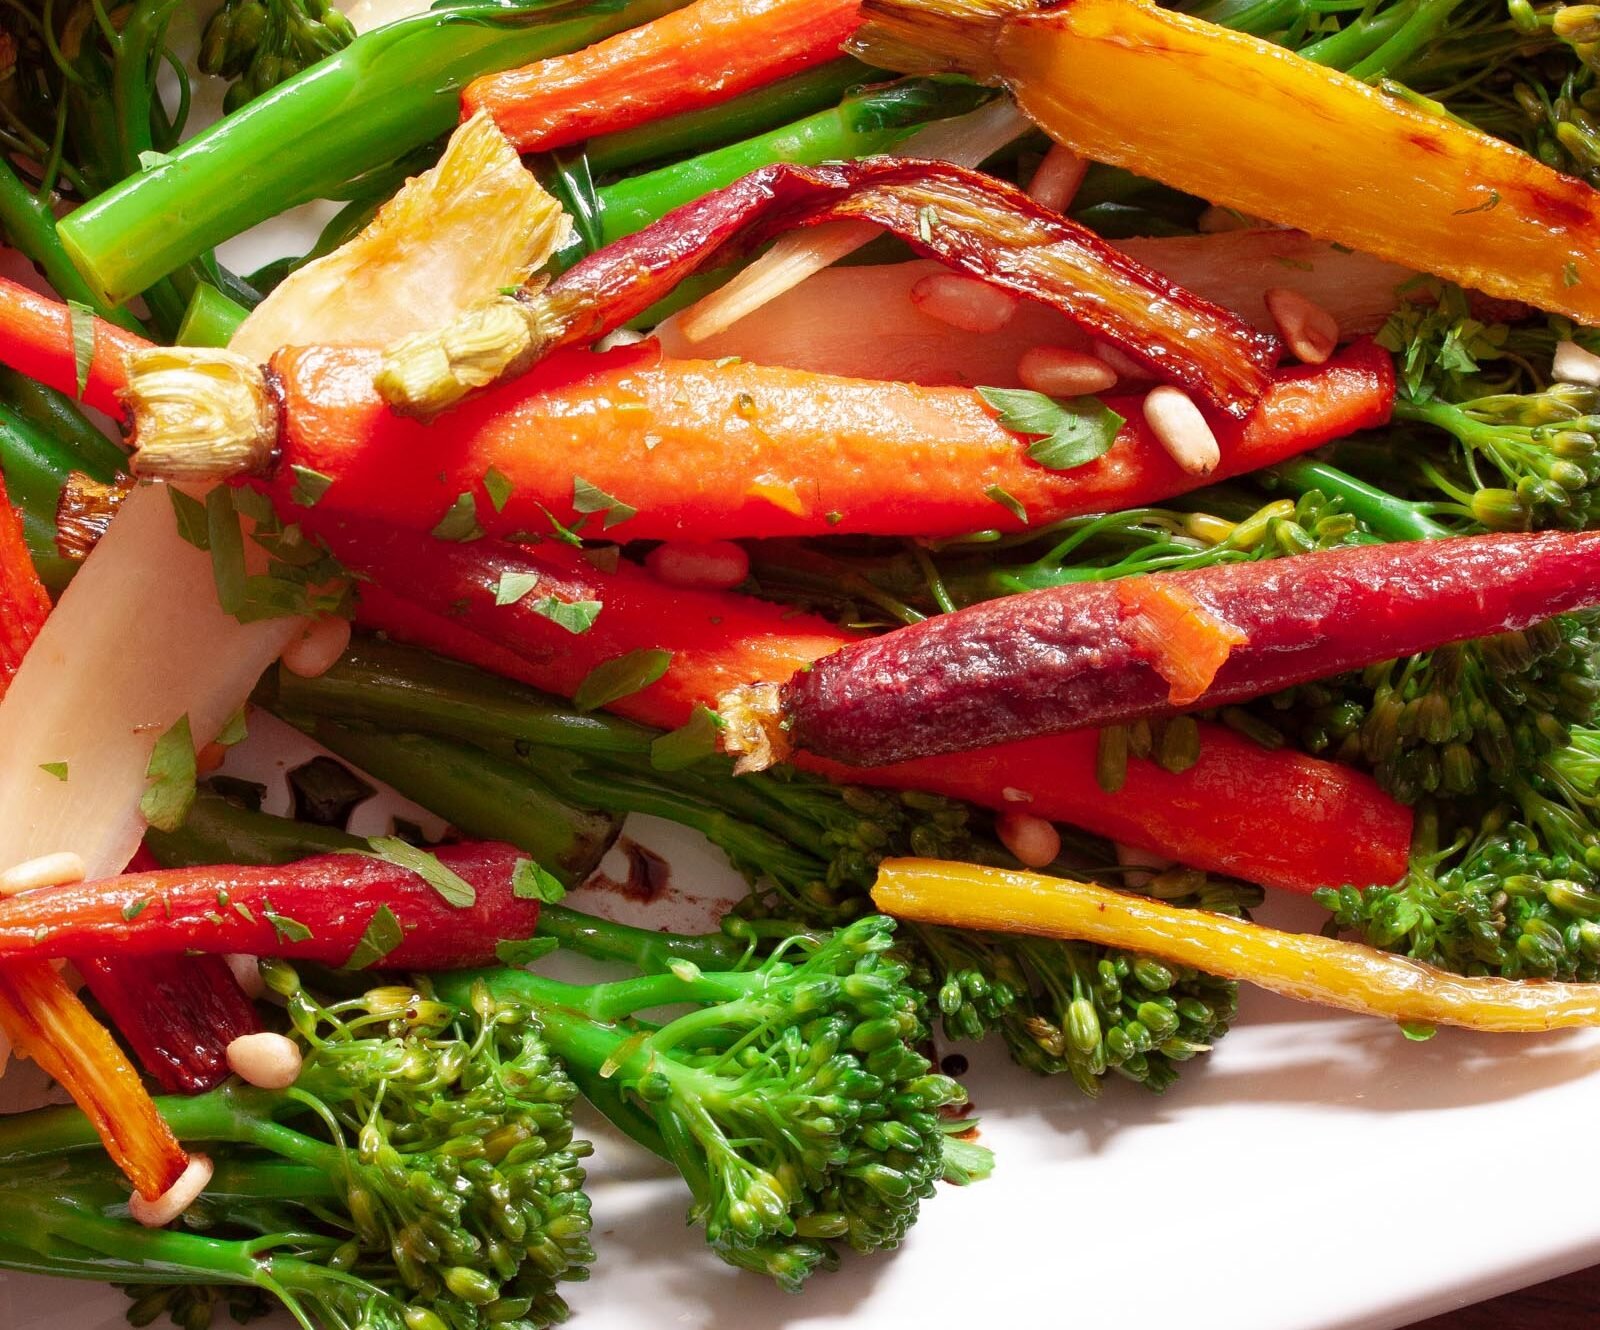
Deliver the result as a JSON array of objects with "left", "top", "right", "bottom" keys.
[
  {"left": 0, "top": 368, "right": 129, "bottom": 480},
  {"left": 58, "top": 0, "right": 690, "bottom": 305},
  {"left": 177, "top": 281, "right": 249, "bottom": 348},
  {"left": 143, "top": 792, "right": 366, "bottom": 868},
  {"left": 0, "top": 156, "right": 140, "bottom": 330},
  {"left": 551, "top": 78, "right": 991, "bottom": 269},
  {"left": 1264, "top": 456, "right": 1452, "bottom": 541},
  {"left": 535, "top": 902, "right": 748, "bottom": 972},
  {"left": 298, "top": 719, "right": 622, "bottom": 886},
  {"left": 584, "top": 58, "right": 878, "bottom": 176}
]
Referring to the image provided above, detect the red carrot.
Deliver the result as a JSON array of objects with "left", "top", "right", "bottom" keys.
[
  {"left": 379, "top": 158, "right": 1280, "bottom": 418},
  {"left": 0, "top": 959, "right": 188, "bottom": 1199},
  {"left": 461, "top": 0, "right": 861, "bottom": 152},
  {"left": 0, "top": 841, "right": 543, "bottom": 967},
  {"left": 0, "top": 471, "right": 50, "bottom": 685},
  {"left": 215, "top": 338, "right": 1390, "bottom": 543},
  {"left": 337, "top": 521, "right": 1413, "bottom": 893},
  {"left": 0, "top": 275, "right": 144, "bottom": 420},
  {"left": 744, "top": 530, "right": 1600, "bottom": 768}
]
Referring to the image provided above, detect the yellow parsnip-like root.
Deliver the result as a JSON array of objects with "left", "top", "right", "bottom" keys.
[
  {"left": 872, "top": 858, "right": 1600, "bottom": 1033},
  {"left": 851, "top": 0, "right": 1600, "bottom": 324}
]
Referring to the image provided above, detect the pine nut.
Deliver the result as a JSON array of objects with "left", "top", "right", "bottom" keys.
[
  {"left": 129, "top": 1153, "right": 213, "bottom": 1228},
  {"left": 0, "top": 852, "right": 86, "bottom": 897},
  {"left": 226, "top": 1032, "right": 303, "bottom": 1090},
  {"left": 997, "top": 811, "right": 1061, "bottom": 869},
  {"left": 1553, "top": 339, "right": 1600, "bottom": 387},
  {"left": 1027, "top": 144, "right": 1088, "bottom": 213},
  {"left": 1196, "top": 206, "right": 1256, "bottom": 234},
  {"left": 1264, "top": 287, "right": 1339, "bottom": 365},
  {"left": 1143, "top": 387, "right": 1220, "bottom": 476},
  {"left": 1092, "top": 341, "right": 1149, "bottom": 383},
  {"left": 1116, "top": 841, "right": 1174, "bottom": 890},
  {"left": 281, "top": 615, "right": 352, "bottom": 679},
  {"left": 1001, "top": 786, "right": 1033, "bottom": 803},
  {"left": 909, "top": 273, "right": 1018, "bottom": 333},
  {"left": 1018, "top": 345, "right": 1118, "bottom": 398},
  {"left": 646, "top": 540, "right": 751, "bottom": 590}
]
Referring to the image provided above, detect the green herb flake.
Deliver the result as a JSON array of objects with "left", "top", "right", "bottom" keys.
[
  {"left": 1566, "top": 261, "right": 1583, "bottom": 288},
  {"left": 137, "top": 149, "right": 171, "bottom": 171},
  {"left": 978, "top": 386, "right": 1123, "bottom": 472},
  {"left": 38, "top": 762, "right": 68, "bottom": 782},
  {"left": 651, "top": 704, "right": 726, "bottom": 771},
  {"left": 1272, "top": 256, "right": 1315, "bottom": 272},
  {"left": 140, "top": 714, "right": 197, "bottom": 833},
  {"left": 917, "top": 203, "right": 937, "bottom": 243},
  {"left": 204, "top": 911, "right": 226, "bottom": 926},
  {"left": 264, "top": 910, "right": 314, "bottom": 944},
  {"left": 572, "top": 476, "right": 637, "bottom": 530},
  {"left": 581, "top": 544, "right": 620, "bottom": 573},
  {"left": 511, "top": 859, "right": 567, "bottom": 904},
  {"left": 983, "top": 484, "right": 1029, "bottom": 524},
  {"left": 574, "top": 648, "right": 672, "bottom": 711},
  {"left": 1452, "top": 190, "right": 1500, "bottom": 216},
  {"left": 538, "top": 504, "right": 586, "bottom": 547},
  {"left": 289, "top": 465, "right": 334, "bottom": 508},
  {"left": 495, "top": 570, "right": 541, "bottom": 606},
  {"left": 496, "top": 936, "right": 561, "bottom": 967},
  {"left": 432, "top": 491, "right": 484, "bottom": 542},
  {"left": 360, "top": 837, "right": 476, "bottom": 908},
  {"left": 66, "top": 301, "right": 95, "bottom": 399},
  {"left": 206, "top": 486, "right": 248, "bottom": 614},
  {"left": 532, "top": 596, "right": 601, "bottom": 635},
  {"left": 348, "top": 904, "right": 405, "bottom": 970},
  {"left": 216, "top": 708, "right": 249, "bottom": 749},
  {"left": 121, "top": 897, "right": 151, "bottom": 923},
  {"left": 167, "top": 486, "right": 210, "bottom": 550},
  {"left": 233, "top": 901, "right": 256, "bottom": 924},
  {"left": 483, "top": 465, "right": 514, "bottom": 513}
]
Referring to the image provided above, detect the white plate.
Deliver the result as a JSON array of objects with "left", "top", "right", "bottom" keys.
[{"left": 6, "top": 10, "right": 1598, "bottom": 1327}]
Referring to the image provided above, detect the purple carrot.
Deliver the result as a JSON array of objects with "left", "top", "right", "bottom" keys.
[
  {"left": 720, "top": 531, "right": 1600, "bottom": 769},
  {"left": 378, "top": 157, "right": 1280, "bottom": 420}
]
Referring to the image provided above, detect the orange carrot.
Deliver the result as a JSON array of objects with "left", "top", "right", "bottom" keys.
[
  {"left": 0, "top": 276, "right": 145, "bottom": 420},
  {"left": 338, "top": 523, "right": 1413, "bottom": 894},
  {"left": 262, "top": 338, "right": 1392, "bottom": 542},
  {"left": 0, "top": 960, "right": 188, "bottom": 1200},
  {"left": 461, "top": 0, "right": 861, "bottom": 153}
]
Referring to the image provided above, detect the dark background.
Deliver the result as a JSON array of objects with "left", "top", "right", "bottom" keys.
[{"left": 1420, "top": 1270, "right": 1595, "bottom": 1327}]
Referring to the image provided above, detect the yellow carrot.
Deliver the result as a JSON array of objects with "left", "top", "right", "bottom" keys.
[
  {"left": 872, "top": 858, "right": 1600, "bottom": 1033},
  {"left": 851, "top": 0, "right": 1600, "bottom": 324}
]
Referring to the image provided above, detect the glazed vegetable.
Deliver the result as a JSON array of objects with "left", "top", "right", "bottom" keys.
[
  {"left": 0, "top": 472, "right": 49, "bottom": 687},
  {"left": 0, "top": 277, "right": 143, "bottom": 420},
  {"left": 0, "top": 841, "right": 545, "bottom": 968},
  {"left": 873, "top": 858, "right": 1600, "bottom": 1032},
  {"left": 462, "top": 0, "right": 862, "bottom": 152},
  {"left": 129, "top": 338, "right": 1390, "bottom": 541},
  {"left": 377, "top": 158, "right": 1279, "bottom": 419},
  {"left": 331, "top": 525, "right": 1412, "bottom": 893},
  {"left": 201, "top": 0, "right": 357, "bottom": 111},
  {"left": 850, "top": 0, "right": 1600, "bottom": 324},
  {"left": 55, "top": 0, "right": 690, "bottom": 306},
  {"left": 435, "top": 915, "right": 965, "bottom": 1289},
  {"left": 0, "top": 971, "right": 595, "bottom": 1330},
  {"left": 0, "top": 960, "right": 188, "bottom": 1201}
]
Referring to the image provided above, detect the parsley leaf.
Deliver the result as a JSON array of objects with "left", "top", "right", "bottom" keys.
[
  {"left": 511, "top": 859, "right": 566, "bottom": 903},
  {"left": 66, "top": 300, "right": 95, "bottom": 398},
  {"left": 360, "top": 837, "right": 476, "bottom": 908},
  {"left": 140, "top": 715, "right": 197, "bottom": 833},
  {"left": 978, "top": 386, "right": 1123, "bottom": 472},
  {"left": 432, "top": 492, "right": 484, "bottom": 542},
  {"left": 572, "top": 476, "right": 636, "bottom": 529},
  {"left": 216, "top": 707, "right": 249, "bottom": 748},
  {"left": 574, "top": 648, "right": 671, "bottom": 711},
  {"left": 206, "top": 485, "right": 248, "bottom": 614},
  {"left": 264, "top": 910, "right": 313, "bottom": 944},
  {"left": 289, "top": 465, "right": 334, "bottom": 507},
  {"left": 167, "top": 486, "right": 210, "bottom": 550},
  {"left": 39, "top": 762, "right": 68, "bottom": 782},
  {"left": 496, "top": 936, "right": 560, "bottom": 967},
  {"left": 531, "top": 596, "right": 601, "bottom": 634},
  {"left": 348, "top": 905, "right": 405, "bottom": 970},
  {"left": 122, "top": 897, "right": 151, "bottom": 922},
  {"left": 483, "top": 466, "right": 514, "bottom": 513},
  {"left": 137, "top": 149, "right": 171, "bottom": 171},
  {"left": 651, "top": 704, "right": 726, "bottom": 771},
  {"left": 983, "top": 484, "right": 1028, "bottom": 524},
  {"left": 495, "top": 570, "right": 540, "bottom": 606}
]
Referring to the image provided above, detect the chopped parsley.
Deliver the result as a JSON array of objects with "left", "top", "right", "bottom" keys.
[
  {"left": 977, "top": 386, "right": 1124, "bottom": 472},
  {"left": 140, "top": 714, "right": 197, "bottom": 833},
  {"left": 572, "top": 476, "right": 636, "bottom": 529},
  {"left": 573, "top": 648, "right": 672, "bottom": 711}
]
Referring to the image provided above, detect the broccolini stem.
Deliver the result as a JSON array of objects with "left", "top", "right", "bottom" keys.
[
  {"left": 57, "top": 0, "right": 691, "bottom": 305},
  {"left": 536, "top": 903, "right": 750, "bottom": 973},
  {"left": 177, "top": 282, "right": 249, "bottom": 348},
  {"left": 584, "top": 58, "right": 878, "bottom": 175},
  {"left": 1265, "top": 456, "right": 1453, "bottom": 541}
]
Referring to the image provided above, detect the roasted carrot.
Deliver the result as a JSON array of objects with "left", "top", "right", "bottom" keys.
[
  {"left": 0, "top": 472, "right": 50, "bottom": 684},
  {"left": 136, "top": 337, "right": 1389, "bottom": 541},
  {"left": 0, "top": 960, "right": 188, "bottom": 1199},
  {"left": 0, "top": 841, "right": 544, "bottom": 967},
  {"left": 0, "top": 276, "right": 143, "bottom": 420},
  {"left": 732, "top": 530, "right": 1600, "bottom": 769},
  {"left": 461, "top": 0, "right": 862, "bottom": 152},
  {"left": 852, "top": 0, "right": 1600, "bottom": 324},
  {"left": 335, "top": 521, "right": 1413, "bottom": 893}
]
